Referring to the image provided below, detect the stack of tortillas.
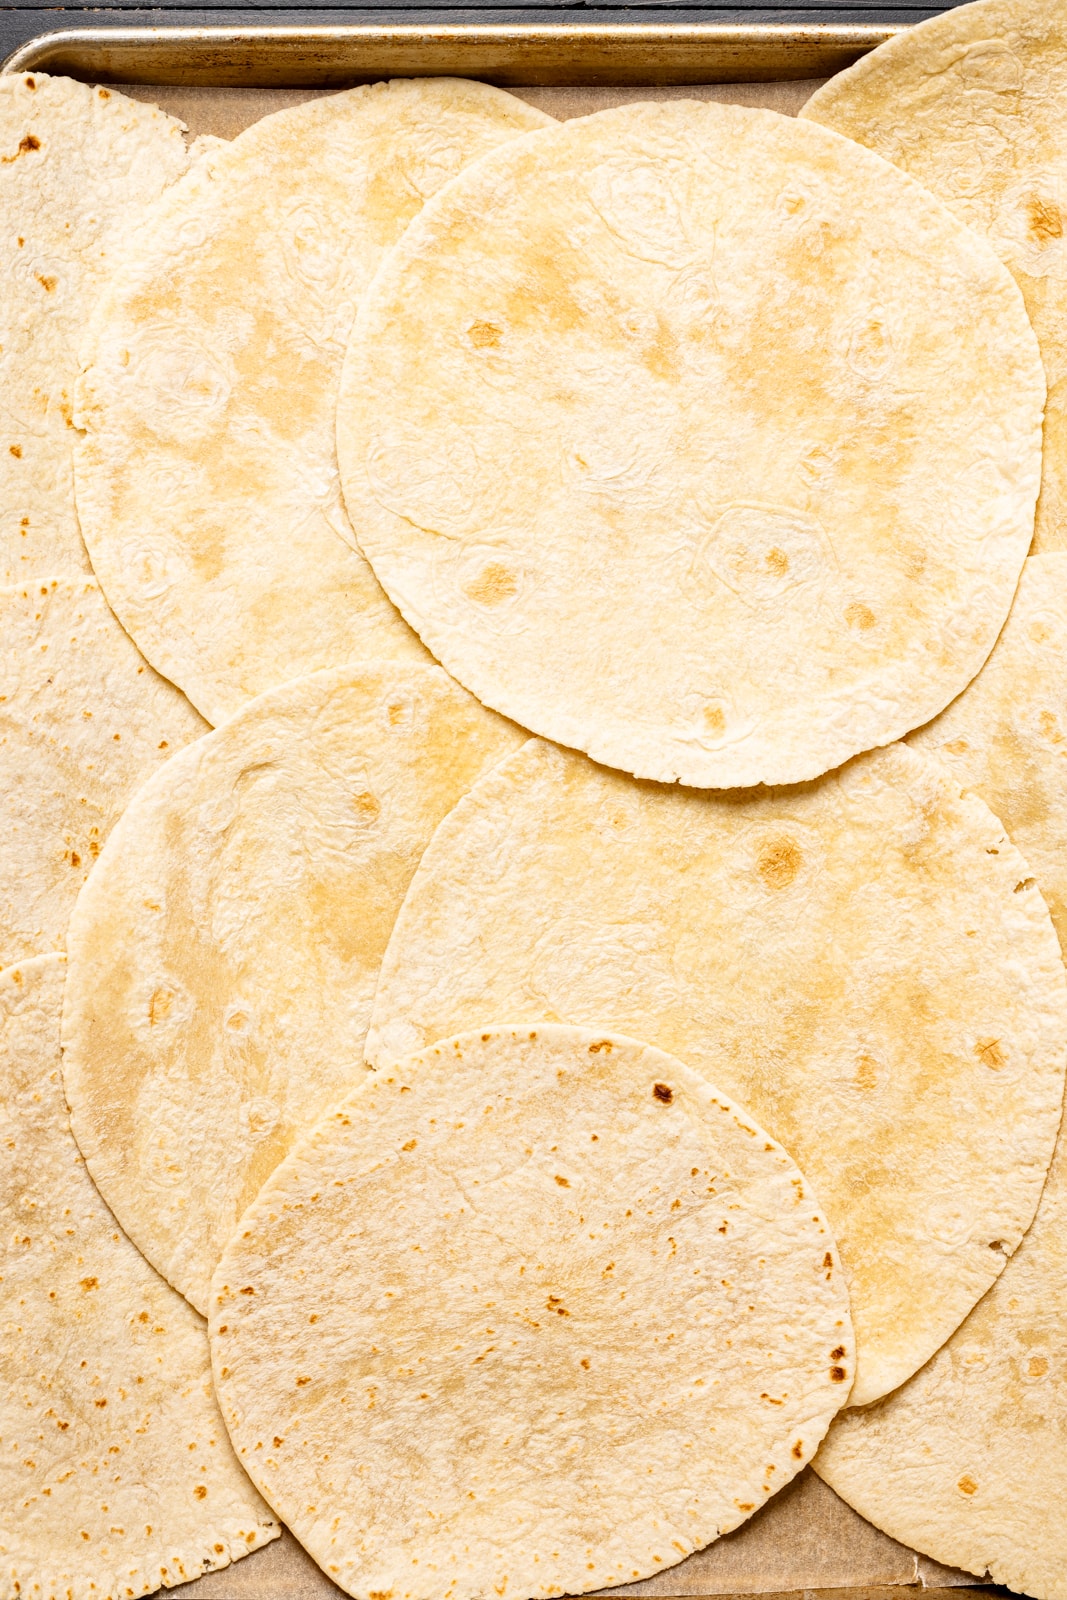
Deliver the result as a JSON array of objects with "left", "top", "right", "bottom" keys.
[{"left": 5, "top": 2, "right": 1067, "bottom": 1595}]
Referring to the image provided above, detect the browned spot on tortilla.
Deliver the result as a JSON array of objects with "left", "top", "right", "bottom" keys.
[
  {"left": 792, "top": 1441, "right": 804, "bottom": 1459},
  {"left": 830, "top": 1366, "right": 847, "bottom": 1382},
  {"left": 845, "top": 601, "right": 876, "bottom": 630},
  {"left": 468, "top": 321, "right": 501, "bottom": 348},
  {"left": 3, "top": 134, "right": 39, "bottom": 164},
  {"left": 35, "top": 273, "right": 56, "bottom": 293},
  {"left": 765, "top": 547, "right": 789, "bottom": 577},
  {"left": 148, "top": 987, "right": 173, "bottom": 1026},
  {"left": 98, "top": 88, "right": 111, "bottom": 100},
  {"left": 1028, "top": 1355, "right": 1049, "bottom": 1378},
  {"left": 588, "top": 1040, "right": 611, "bottom": 1054},
  {"left": 9, "top": 444, "right": 21, "bottom": 458},
  {"left": 273, "top": 1437, "right": 283, "bottom": 1447},
  {"left": 402, "top": 1139, "right": 416, "bottom": 1152},
  {"left": 702, "top": 704, "right": 726, "bottom": 736},
  {"left": 352, "top": 789, "right": 381, "bottom": 822},
  {"left": 554, "top": 1174, "right": 570, "bottom": 1187},
  {"left": 464, "top": 563, "right": 517, "bottom": 607},
  {"left": 831, "top": 1346, "right": 846, "bottom": 1359},
  {"left": 757, "top": 836, "right": 801, "bottom": 889},
  {"left": 80, "top": 1277, "right": 97, "bottom": 1291},
  {"left": 194, "top": 1486, "right": 207, "bottom": 1500},
  {"left": 975, "top": 1038, "right": 1006, "bottom": 1070},
  {"left": 296, "top": 1376, "right": 310, "bottom": 1386},
  {"left": 1039, "top": 709, "right": 1065, "bottom": 744},
  {"left": 653, "top": 1082, "right": 674, "bottom": 1104},
  {"left": 957, "top": 1474, "right": 978, "bottom": 1496},
  {"left": 1028, "top": 197, "right": 1063, "bottom": 242},
  {"left": 855, "top": 1055, "right": 877, "bottom": 1092}
]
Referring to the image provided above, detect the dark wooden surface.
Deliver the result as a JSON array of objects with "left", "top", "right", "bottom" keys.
[{"left": 0, "top": 0, "right": 957, "bottom": 72}]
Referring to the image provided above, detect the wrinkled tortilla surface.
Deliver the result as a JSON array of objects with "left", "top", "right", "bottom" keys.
[
  {"left": 368, "top": 738, "right": 1067, "bottom": 1404},
  {"left": 0, "top": 954, "right": 278, "bottom": 1600},
  {"left": 211, "top": 1025, "right": 854, "bottom": 1600}
]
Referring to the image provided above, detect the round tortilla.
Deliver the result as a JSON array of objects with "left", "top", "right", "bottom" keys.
[
  {"left": 337, "top": 98, "right": 1043, "bottom": 788},
  {"left": 0, "top": 71, "right": 197, "bottom": 583},
  {"left": 802, "top": 0, "right": 1067, "bottom": 555},
  {"left": 0, "top": 576, "right": 207, "bottom": 970},
  {"left": 210, "top": 1023, "right": 854, "bottom": 1600},
  {"left": 367, "top": 738, "right": 1067, "bottom": 1406},
  {"left": 61, "top": 662, "right": 523, "bottom": 1314},
  {"left": 0, "top": 954, "right": 278, "bottom": 1600},
  {"left": 73, "top": 80, "right": 554, "bottom": 728},
  {"left": 908, "top": 554, "right": 1067, "bottom": 949},
  {"left": 812, "top": 1099, "right": 1067, "bottom": 1600}
]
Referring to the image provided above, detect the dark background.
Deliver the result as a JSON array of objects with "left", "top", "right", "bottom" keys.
[{"left": 0, "top": 0, "right": 962, "bottom": 94}]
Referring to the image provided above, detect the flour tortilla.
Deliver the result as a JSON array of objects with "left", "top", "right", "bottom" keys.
[
  {"left": 0, "top": 577, "right": 207, "bottom": 970},
  {"left": 210, "top": 1024, "right": 854, "bottom": 1600},
  {"left": 73, "top": 81, "right": 554, "bottom": 728},
  {"left": 0, "top": 72, "right": 198, "bottom": 583},
  {"left": 367, "top": 738, "right": 1067, "bottom": 1406},
  {"left": 803, "top": 0, "right": 1067, "bottom": 555},
  {"left": 338, "top": 98, "right": 1043, "bottom": 787},
  {"left": 813, "top": 1100, "right": 1067, "bottom": 1599},
  {"left": 0, "top": 954, "right": 278, "bottom": 1600},
  {"left": 908, "top": 555, "right": 1067, "bottom": 950},
  {"left": 61, "top": 663, "right": 523, "bottom": 1314}
]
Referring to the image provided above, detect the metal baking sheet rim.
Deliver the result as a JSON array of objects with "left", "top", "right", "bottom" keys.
[{"left": 1, "top": 21, "right": 900, "bottom": 86}]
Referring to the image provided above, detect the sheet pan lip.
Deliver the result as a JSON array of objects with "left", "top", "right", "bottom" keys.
[{"left": 1, "top": 21, "right": 902, "bottom": 87}]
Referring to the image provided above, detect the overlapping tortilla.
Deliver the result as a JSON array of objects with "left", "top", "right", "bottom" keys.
[
  {"left": 0, "top": 72, "right": 197, "bottom": 582},
  {"left": 338, "top": 98, "right": 1043, "bottom": 786},
  {"left": 908, "top": 554, "right": 1067, "bottom": 945},
  {"left": 803, "top": 0, "right": 1067, "bottom": 553},
  {"left": 813, "top": 1103, "right": 1067, "bottom": 1600},
  {"left": 210, "top": 1025, "right": 854, "bottom": 1600},
  {"left": 0, "top": 954, "right": 278, "bottom": 1600},
  {"left": 74, "top": 80, "right": 554, "bottom": 726},
  {"left": 367, "top": 738, "right": 1067, "bottom": 1405},
  {"left": 61, "top": 663, "right": 523, "bottom": 1312},
  {"left": 0, "top": 576, "right": 207, "bottom": 969}
]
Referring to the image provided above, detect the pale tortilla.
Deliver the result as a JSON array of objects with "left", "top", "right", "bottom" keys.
[
  {"left": 337, "top": 98, "right": 1043, "bottom": 787},
  {"left": 210, "top": 1024, "right": 854, "bottom": 1600},
  {"left": 367, "top": 738, "right": 1067, "bottom": 1406},
  {"left": 813, "top": 1092, "right": 1067, "bottom": 1599},
  {"left": 803, "top": 0, "right": 1067, "bottom": 554},
  {"left": 0, "top": 576, "right": 207, "bottom": 970},
  {"left": 61, "top": 662, "right": 523, "bottom": 1314},
  {"left": 73, "top": 80, "right": 555, "bottom": 727},
  {"left": 0, "top": 71, "right": 197, "bottom": 583},
  {"left": 908, "top": 554, "right": 1067, "bottom": 948},
  {"left": 0, "top": 954, "right": 278, "bottom": 1600}
]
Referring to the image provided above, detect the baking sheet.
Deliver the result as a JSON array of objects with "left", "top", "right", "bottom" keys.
[{"left": 77, "top": 66, "right": 995, "bottom": 1600}]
